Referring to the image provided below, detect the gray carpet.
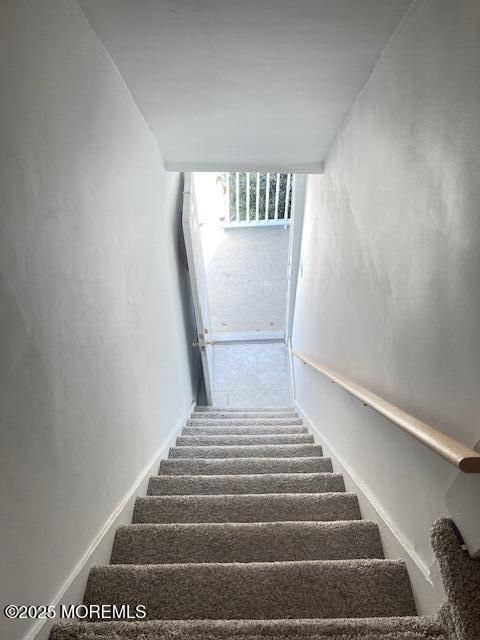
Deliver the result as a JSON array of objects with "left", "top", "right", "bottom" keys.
[
  {"left": 191, "top": 411, "right": 299, "bottom": 420},
  {"left": 58, "top": 632, "right": 441, "bottom": 640},
  {"left": 430, "top": 518, "right": 480, "bottom": 640},
  {"left": 110, "top": 521, "right": 384, "bottom": 564},
  {"left": 132, "top": 492, "right": 361, "bottom": 523},
  {"left": 183, "top": 424, "right": 308, "bottom": 435},
  {"left": 168, "top": 443, "right": 324, "bottom": 458},
  {"left": 158, "top": 456, "right": 333, "bottom": 475},
  {"left": 193, "top": 406, "right": 297, "bottom": 413},
  {"left": 147, "top": 472, "right": 345, "bottom": 495},
  {"left": 84, "top": 560, "right": 415, "bottom": 620},
  {"left": 176, "top": 433, "right": 314, "bottom": 446},
  {"left": 186, "top": 417, "right": 304, "bottom": 426},
  {"left": 49, "top": 616, "right": 445, "bottom": 640},
  {"left": 50, "top": 407, "right": 474, "bottom": 640}
]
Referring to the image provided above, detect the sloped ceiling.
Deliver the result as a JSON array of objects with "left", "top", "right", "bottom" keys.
[{"left": 79, "top": 0, "right": 411, "bottom": 172}]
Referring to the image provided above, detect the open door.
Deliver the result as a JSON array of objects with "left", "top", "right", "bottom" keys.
[{"left": 182, "top": 173, "right": 214, "bottom": 405}]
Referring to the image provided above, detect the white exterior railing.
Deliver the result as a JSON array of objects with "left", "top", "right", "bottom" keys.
[{"left": 223, "top": 172, "right": 292, "bottom": 227}]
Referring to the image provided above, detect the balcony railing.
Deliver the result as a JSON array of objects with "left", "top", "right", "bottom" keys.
[{"left": 221, "top": 172, "right": 292, "bottom": 227}]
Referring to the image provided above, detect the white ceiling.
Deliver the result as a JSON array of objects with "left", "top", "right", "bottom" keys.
[{"left": 79, "top": 0, "right": 411, "bottom": 173}]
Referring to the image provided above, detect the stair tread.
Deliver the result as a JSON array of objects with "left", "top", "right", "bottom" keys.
[
  {"left": 158, "top": 457, "right": 333, "bottom": 475},
  {"left": 194, "top": 407, "right": 295, "bottom": 412},
  {"left": 110, "top": 520, "right": 384, "bottom": 564},
  {"left": 84, "top": 559, "right": 416, "bottom": 620},
  {"left": 176, "top": 434, "right": 314, "bottom": 446},
  {"left": 183, "top": 425, "right": 308, "bottom": 435},
  {"left": 133, "top": 492, "right": 361, "bottom": 523},
  {"left": 48, "top": 397, "right": 428, "bottom": 640},
  {"left": 147, "top": 472, "right": 344, "bottom": 495},
  {"left": 192, "top": 412, "right": 299, "bottom": 419},
  {"left": 50, "top": 616, "right": 445, "bottom": 640},
  {"left": 169, "top": 444, "right": 323, "bottom": 458},
  {"left": 187, "top": 418, "right": 303, "bottom": 426}
]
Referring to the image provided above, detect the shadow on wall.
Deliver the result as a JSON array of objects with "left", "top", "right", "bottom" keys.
[{"left": 0, "top": 272, "right": 58, "bottom": 619}]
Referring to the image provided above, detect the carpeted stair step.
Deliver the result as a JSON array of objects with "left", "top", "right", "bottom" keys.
[
  {"left": 187, "top": 417, "right": 303, "bottom": 426},
  {"left": 169, "top": 443, "right": 323, "bottom": 458},
  {"left": 133, "top": 492, "right": 361, "bottom": 523},
  {"left": 176, "top": 433, "right": 314, "bottom": 447},
  {"left": 191, "top": 411, "right": 298, "bottom": 420},
  {"left": 47, "top": 402, "right": 433, "bottom": 640},
  {"left": 110, "top": 520, "right": 384, "bottom": 564},
  {"left": 158, "top": 456, "right": 333, "bottom": 475},
  {"left": 194, "top": 406, "right": 295, "bottom": 412},
  {"left": 182, "top": 424, "right": 308, "bottom": 435},
  {"left": 84, "top": 559, "right": 416, "bottom": 620},
  {"left": 147, "top": 472, "right": 344, "bottom": 495},
  {"left": 49, "top": 616, "right": 446, "bottom": 640}
]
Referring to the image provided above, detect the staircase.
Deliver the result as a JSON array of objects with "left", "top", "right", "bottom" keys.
[{"left": 51, "top": 407, "right": 446, "bottom": 639}]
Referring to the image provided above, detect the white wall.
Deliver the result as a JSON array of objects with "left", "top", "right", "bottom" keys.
[
  {"left": 285, "top": 175, "right": 307, "bottom": 342},
  {"left": 0, "top": 2, "right": 196, "bottom": 639},
  {"left": 292, "top": 0, "right": 480, "bottom": 613}
]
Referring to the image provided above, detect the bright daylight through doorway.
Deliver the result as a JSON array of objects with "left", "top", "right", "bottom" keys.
[{"left": 189, "top": 172, "right": 295, "bottom": 408}]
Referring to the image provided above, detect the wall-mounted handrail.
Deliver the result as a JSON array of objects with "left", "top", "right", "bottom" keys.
[{"left": 291, "top": 349, "right": 480, "bottom": 473}]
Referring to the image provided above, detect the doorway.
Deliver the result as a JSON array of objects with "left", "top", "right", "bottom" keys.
[{"left": 184, "top": 172, "right": 298, "bottom": 408}]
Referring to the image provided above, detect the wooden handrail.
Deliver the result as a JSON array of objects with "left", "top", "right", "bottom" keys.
[{"left": 291, "top": 349, "right": 480, "bottom": 473}]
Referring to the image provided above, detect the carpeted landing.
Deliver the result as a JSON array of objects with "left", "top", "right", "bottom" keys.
[{"left": 50, "top": 407, "right": 447, "bottom": 640}]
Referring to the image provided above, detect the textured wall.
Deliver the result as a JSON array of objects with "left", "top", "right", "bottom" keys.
[
  {"left": 0, "top": 2, "right": 195, "bottom": 638},
  {"left": 293, "top": 0, "right": 480, "bottom": 612}
]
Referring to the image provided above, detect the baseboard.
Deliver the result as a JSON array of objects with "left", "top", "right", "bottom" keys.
[
  {"left": 294, "top": 399, "right": 444, "bottom": 616},
  {"left": 27, "top": 399, "right": 194, "bottom": 640}
]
